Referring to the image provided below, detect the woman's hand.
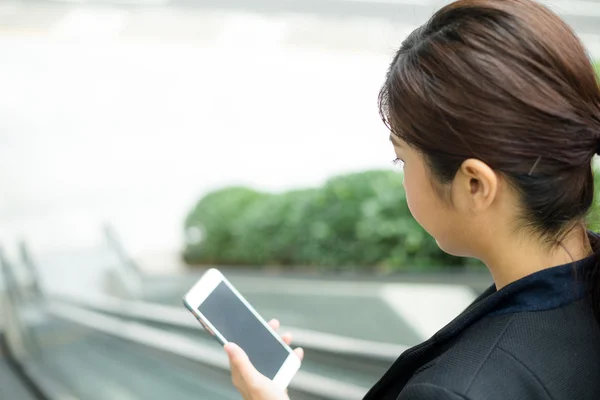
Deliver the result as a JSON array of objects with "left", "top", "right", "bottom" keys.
[{"left": 224, "top": 319, "right": 304, "bottom": 400}]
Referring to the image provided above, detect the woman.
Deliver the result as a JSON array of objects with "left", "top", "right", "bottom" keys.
[{"left": 224, "top": 0, "right": 600, "bottom": 398}]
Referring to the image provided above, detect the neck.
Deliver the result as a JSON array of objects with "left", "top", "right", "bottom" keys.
[{"left": 483, "top": 226, "right": 592, "bottom": 290}]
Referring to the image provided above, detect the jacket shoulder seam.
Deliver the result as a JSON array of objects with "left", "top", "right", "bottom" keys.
[
  {"left": 495, "top": 346, "right": 554, "bottom": 400},
  {"left": 464, "top": 314, "right": 516, "bottom": 394}
]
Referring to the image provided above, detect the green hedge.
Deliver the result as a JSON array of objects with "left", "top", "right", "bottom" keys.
[
  {"left": 589, "top": 168, "right": 600, "bottom": 231},
  {"left": 184, "top": 171, "right": 460, "bottom": 270},
  {"left": 183, "top": 168, "right": 600, "bottom": 271}
]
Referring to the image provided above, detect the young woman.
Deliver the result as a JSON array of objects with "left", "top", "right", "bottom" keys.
[{"left": 223, "top": 0, "right": 600, "bottom": 398}]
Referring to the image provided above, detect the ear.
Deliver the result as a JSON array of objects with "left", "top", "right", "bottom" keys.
[{"left": 452, "top": 159, "right": 498, "bottom": 213}]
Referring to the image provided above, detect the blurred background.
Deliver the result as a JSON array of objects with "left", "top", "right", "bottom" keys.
[{"left": 1, "top": 0, "right": 600, "bottom": 399}]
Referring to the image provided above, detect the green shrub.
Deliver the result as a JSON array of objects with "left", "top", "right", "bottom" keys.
[
  {"left": 589, "top": 169, "right": 600, "bottom": 231},
  {"left": 229, "top": 189, "right": 319, "bottom": 266},
  {"left": 183, "top": 187, "right": 267, "bottom": 265},
  {"left": 184, "top": 171, "right": 468, "bottom": 270}
]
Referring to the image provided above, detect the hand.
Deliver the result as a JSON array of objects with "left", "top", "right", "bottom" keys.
[{"left": 224, "top": 319, "right": 304, "bottom": 400}]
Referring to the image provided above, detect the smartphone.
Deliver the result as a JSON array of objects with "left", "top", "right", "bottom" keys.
[{"left": 182, "top": 268, "right": 301, "bottom": 390}]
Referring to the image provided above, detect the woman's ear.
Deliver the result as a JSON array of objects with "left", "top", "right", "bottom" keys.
[{"left": 453, "top": 159, "right": 498, "bottom": 213}]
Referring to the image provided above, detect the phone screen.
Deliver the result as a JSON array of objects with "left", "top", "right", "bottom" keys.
[{"left": 198, "top": 281, "right": 290, "bottom": 379}]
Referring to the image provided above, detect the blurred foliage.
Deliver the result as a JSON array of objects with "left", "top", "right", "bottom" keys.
[
  {"left": 588, "top": 168, "right": 600, "bottom": 232},
  {"left": 184, "top": 170, "right": 476, "bottom": 271},
  {"left": 594, "top": 62, "right": 600, "bottom": 83},
  {"left": 183, "top": 187, "right": 267, "bottom": 265},
  {"left": 184, "top": 168, "right": 600, "bottom": 270}
]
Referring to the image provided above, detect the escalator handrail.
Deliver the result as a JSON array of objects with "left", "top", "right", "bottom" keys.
[{"left": 50, "top": 293, "right": 407, "bottom": 363}]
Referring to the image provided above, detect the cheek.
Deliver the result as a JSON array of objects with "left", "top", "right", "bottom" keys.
[
  {"left": 403, "top": 168, "right": 435, "bottom": 229},
  {"left": 404, "top": 171, "right": 459, "bottom": 252}
]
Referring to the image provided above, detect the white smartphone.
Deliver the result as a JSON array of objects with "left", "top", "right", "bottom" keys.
[{"left": 182, "top": 268, "right": 301, "bottom": 390}]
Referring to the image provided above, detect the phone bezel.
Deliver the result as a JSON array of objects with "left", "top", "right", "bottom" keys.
[{"left": 182, "top": 268, "right": 301, "bottom": 390}]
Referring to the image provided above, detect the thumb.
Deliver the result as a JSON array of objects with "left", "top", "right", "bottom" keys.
[{"left": 224, "top": 343, "right": 259, "bottom": 381}]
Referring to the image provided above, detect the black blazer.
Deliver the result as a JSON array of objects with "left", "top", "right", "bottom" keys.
[{"left": 364, "top": 257, "right": 600, "bottom": 400}]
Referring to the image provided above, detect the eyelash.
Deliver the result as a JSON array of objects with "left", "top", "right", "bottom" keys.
[{"left": 392, "top": 158, "right": 404, "bottom": 167}]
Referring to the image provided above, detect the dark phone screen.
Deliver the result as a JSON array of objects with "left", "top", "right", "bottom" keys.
[{"left": 198, "top": 281, "right": 290, "bottom": 379}]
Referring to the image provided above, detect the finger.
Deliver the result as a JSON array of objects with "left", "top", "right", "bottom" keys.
[
  {"left": 281, "top": 332, "right": 293, "bottom": 346},
  {"left": 294, "top": 347, "right": 304, "bottom": 361},
  {"left": 224, "top": 343, "right": 260, "bottom": 382},
  {"left": 268, "top": 319, "right": 280, "bottom": 332}
]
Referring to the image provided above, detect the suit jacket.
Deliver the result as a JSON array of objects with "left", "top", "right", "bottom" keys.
[{"left": 364, "top": 257, "right": 600, "bottom": 400}]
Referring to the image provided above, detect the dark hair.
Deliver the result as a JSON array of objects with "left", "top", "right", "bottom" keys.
[{"left": 379, "top": 0, "right": 600, "bottom": 320}]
